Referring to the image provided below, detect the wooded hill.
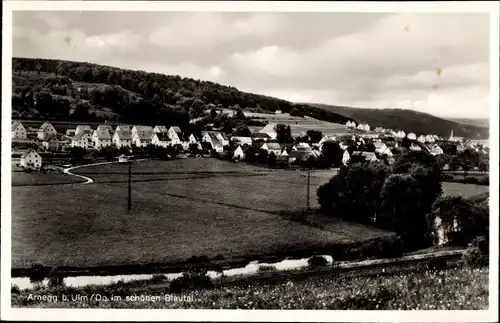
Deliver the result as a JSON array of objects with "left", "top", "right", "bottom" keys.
[
  {"left": 307, "top": 103, "right": 489, "bottom": 139},
  {"left": 11, "top": 57, "right": 355, "bottom": 129}
]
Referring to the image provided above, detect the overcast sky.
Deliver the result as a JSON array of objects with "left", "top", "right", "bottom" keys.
[{"left": 12, "top": 11, "right": 491, "bottom": 119}]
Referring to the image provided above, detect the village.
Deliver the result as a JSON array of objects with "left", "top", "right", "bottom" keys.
[{"left": 11, "top": 111, "right": 489, "bottom": 172}]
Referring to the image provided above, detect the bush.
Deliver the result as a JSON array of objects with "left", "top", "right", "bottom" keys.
[
  {"left": 11, "top": 284, "right": 20, "bottom": 295},
  {"left": 463, "top": 248, "right": 488, "bottom": 268},
  {"left": 307, "top": 255, "right": 329, "bottom": 268},
  {"left": 169, "top": 267, "right": 213, "bottom": 293},
  {"left": 257, "top": 265, "right": 277, "bottom": 272},
  {"left": 151, "top": 274, "right": 168, "bottom": 283},
  {"left": 47, "top": 268, "right": 65, "bottom": 288}
]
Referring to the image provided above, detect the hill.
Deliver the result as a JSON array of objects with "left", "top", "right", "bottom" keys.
[
  {"left": 447, "top": 118, "right": 489, "bottom": 128},
  {"left": 11, "top": 57, "right": 355, "bottom": 130},
  {"left": 306, "top": 103, "right": 488, "bottom": 139}
]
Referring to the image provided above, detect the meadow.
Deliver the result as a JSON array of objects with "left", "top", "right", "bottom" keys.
[
  {"left": 12, "top": 266, "right": 488, "bottom": 310},
  {"left": 11, "top": 159, "right": 391, "bottom": 270},
  {"left": 11, "top": 158, "right": 488, "bottom": 270}
]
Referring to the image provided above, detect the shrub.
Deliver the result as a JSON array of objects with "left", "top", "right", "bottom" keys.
[
  {"left": 47, "top": 268, "right": 65, "bottom": 288},
  {"left": 11, "top": 284, "right": 20, "bottom": 295},
  {"left": 151, "top": 274, "right": 168, "bottom": 283},
  {"left": 29, "top": 263, "right": 49, "bottom": 284},
  {"left": 169, "top": 267, "right": 213, "bottom": 293},
  {"left": 257, "top": 265, "right": 277, "bottom": 272},
  {"left": 307, "top": 255, "right": 329, "bottom": 268},
  {"left": 463, "top": 247, "right": 488, "bottom": 268}
]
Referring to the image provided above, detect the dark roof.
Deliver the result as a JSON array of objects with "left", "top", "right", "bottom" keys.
[
  {"left": 251, "top": 133, "right": 271, "bottom": 139},
  {"left": 115, "top": 131, "right": 132, "bottom": 140},
  {"left": 154, "top": 133, "right": 171, "bottom": 141}
]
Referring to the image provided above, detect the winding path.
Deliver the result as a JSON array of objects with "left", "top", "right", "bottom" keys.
[{"left": 63, "top": 161, "right": 118, "bottom": 184}]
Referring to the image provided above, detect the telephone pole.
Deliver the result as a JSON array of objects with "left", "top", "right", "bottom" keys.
[
  {"left": 128, "top": 161, "right": 132, "bottom": 212},
  {"left": 306, "top": 167, "right": 311, "bottom": 211}
]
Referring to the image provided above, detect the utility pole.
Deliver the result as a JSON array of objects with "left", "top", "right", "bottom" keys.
[
  {"left": 306, "top": 167, "right": 311, "bottom": 211},
  {"left": 128, "top": 161, "right": 132, "bottom": 212}
]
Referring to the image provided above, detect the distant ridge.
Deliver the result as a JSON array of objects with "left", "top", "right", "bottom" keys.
[{"left": 304, "top": 103, "right": 488, "bottom": 139}]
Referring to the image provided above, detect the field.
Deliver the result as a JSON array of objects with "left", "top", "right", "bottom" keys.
[
  {"left": 12, "top": 266, "right": 488, "bottom": 309},
  {"left": 11, "top": 158, "right": 489, "bottom": 270},
  {"left": 11, "top": 159, "right": 392, "bottom": 269}
]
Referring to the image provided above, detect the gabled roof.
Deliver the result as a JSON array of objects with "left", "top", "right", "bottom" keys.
[
  {"left": 251, "top": 132, "right": 271, "bottom": 139},
  {"left": 115, "top": 131, "right": 132, "bottom": 141},
  {"left": 263, "top": 142, "right": 282, "bottom": 150},
  {"left": 97, "top": 125, "right": 114, "bottom": 133},
  {"left": 231, "top": 136, "right": 253, "bottom": 145},
  {"left": 94, "top": 129, "right": 112, "bottom": 140},
  {"left": 169, "top": 126, "right": 182, "bottom": 133},
  {"left": 76, "top": 125, "right": 92, "bottom": 131},
  {"left": 135, "top": 132, "right": 152, "bottom": 141},
  {"left": 211, "top": 138, "right": 223, "bottom": 147},
  {"left": 21, "top": 148, "right": 40, "bottom": 159},
  {"left": 116, "top": 125, "right": 131, "bottom": 132},
  {"left": 73, "top": 132, "right": 90, "bottom": 141},
  {"left": 40, "top": 122, "right": 54, "bottom": 131},
  {"left": 133, "top": 126, "right": 154, "bottom": 133},
  {"left": 154, "top": 133, "right": 171, "bottom": 142},
  {"left": 12, "top": 121, "right": 22, "bottom": 131},
  {"left": 154, "top": 125, "right": 168, "bottom": 132},
  {"left": 352, "top": 151, "right": 378, "bottom": 160},
  {"left": 259, "top": 123, "right": 277, "bottom": 134}
]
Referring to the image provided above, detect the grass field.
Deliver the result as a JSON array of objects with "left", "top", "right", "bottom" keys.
[
  {"left": 11, "top": 159, "right": 392, "bottom": 269},
  {"left": 12, "top": 266, "right": 488, "bottom": 310},
  {"left": 11, "top": 158, "right": 488, "bottom": 269}
]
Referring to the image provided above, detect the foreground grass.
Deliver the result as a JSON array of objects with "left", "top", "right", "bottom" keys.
[
  {"left": 11, "top": 170, "right": 85, "bottom": 186},
  {"left": 12, "top": 266, "right": 488, "bottom": 309}
]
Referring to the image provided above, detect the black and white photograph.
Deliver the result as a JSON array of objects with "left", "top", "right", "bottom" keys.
[{"left": 1, "top": 1, "right": 499, "bottom": 321}]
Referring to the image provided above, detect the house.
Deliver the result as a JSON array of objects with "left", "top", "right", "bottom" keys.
[
  {"left": 430, "top": 145, "right": 444, "bottom": 156},
  {"left": 115, "top": 125, "right": 131, "bottom": 133},
  {"left": 66, "top": 129, "right": 76, "bottom": 137},
  {"left": 374, "top": 142, "right": 393, "bottom": 157},
  {"left": 42, "top": 134, "right": 60, "bottom": 151},
  {"left": 231, "top": 136, "right": 253, "bottom": 146},
  {"left": 20, "top": 149, "right": 42, "bottom": 169},
  {"left": 151, "top": 133, "right": 171, "bottom": 148},
  {"left": 318, "top": 135, "right": 337, "bottom": 146},
  {"left": 118, "top": 154, "right": 129, "bottom": 163},
  {"left": 260, "top": 142, "right": 282, "bottom": 155},
  {"left": 179, "top": 133, "right": 191, "bottom": 150},
  {"left": 37, "top": 122, "right": 58, "bottom": 140},
  {"left": 112, "top": 130, "right": 133, "bottom": 148},
  {"left": 296, "top": 142, "right": 311, "bottom": 150},
  {"left": 425, "top": 134, "right": 435, "bottom": 143},
  {"left": 233, "top": 145, "right": 246, "bottom": 160},
  {"left": 132, "top": 132, "right": 153, "bottom": 147},
  {"left": 417, "top": 135, "right": 426, "bottom": 143},
  {"left": 153, "top": 125, "right": 168, "bottom": 133},
  {"left": 251, "top": 132, "right": 271, "bottom": 142},
  {"left": 352, "top": 151, "right": 379, "bottom": 162},
  {"left": 202, "top": 131, "right": 229, "bottom": 146},
  {"left": 188, "top": 133, "right": 200, "bottom": 145},
  {"left": 345, "top": 121, "right": 356, "bottom": 128},
  {"left": 407, "top": 133, "right": 417, "bottom": 140},
  {"left": 92, "top": 129, "right": 113, "bottom": 148},
  {"left": 209, "top": 138, "right": 224, "bottom": 153},
  {"left": 275, "top": 110, "right": 282, "bottom": 114},
  {"left": 357, "top": 123, "right": 370, "bottom": 132},
  {"left": 75, "top": 125, "right": 93, "bottom": 136},
  {"left": 410, "top": 143, "right": 422, "bottom": 151},
  {"left": 288, "top": 148, "right": 321, "bottom": 163},
  {"left": 258, "top": 123, "right": 278, "bottom": 140},
  {"left": 132, "top": 126, "right": 154, "bottom": 137},
  {"left": 342, "top": 151, "right": 350, "bottom": 165},
  {"left": 12, "top": 121, "right": 27, "bottom": 140},
  {"left": 71, "top": 132, "right": 92, "bottom": 149}
]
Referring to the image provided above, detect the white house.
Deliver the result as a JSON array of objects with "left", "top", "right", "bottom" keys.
[
  {"left": 154, "top": 125, "right": 168, "bottom": 133},
  {"left": 132, "top": 132, "right": 153, "bottom": 147},
  {"left": 20, "top": 149, "right": 42, "bottom": 169},
  {"left": 231, "top": 136, "right": 253, "bottom": 146},
  {"left": 261, "top": 142, "right": 282, "bottom": 155},
  {"left": 352, "top": 151, "right": 378, "bottom": 162},
  {"left": 112, "top": 131, "right": 132, "bottom": 148},
  {"left": 425, "top": 134, "right": 435, "bottom": 143},
  {"left": 151, "top": 133, "right": 171, "bottom": 148},
  {"left": 357, "top": 123, "right": 370, "bottom": 132},
  {"left": 345, "top": 121, "right": 356, "bottom": 128},
  {"left": 410, "top": 143, "right": 422, "bottom": 151},
  {"left": 341, "top": 150, "right": 350, "bottom": 165},
  {"left": 210, "top": 138, "right": 224, "bottom": 153},
  {"left": 296, "top": 142, "right": 311, "bottom": 149},
  {"left": 275, "top": 110, "right": 282, "bottom": 114},
  {"left": 417, "top": 135, "right": 426, "bottom": 143},
  {"left": 132, "top": 126, "right": 154, "bottom": 137},
  {"left": 188, "top": 134, "right": 200, "bottom": 145},
  {"left": 37, "top": 122, "right": 58, "bottom": 140},
  {"left": 167, "top": 126, "right": 182, "bottom": 142},
  {"left": 233, "top": 145, "right": 246, "bottom": 160},
  {"left": 374, "top": 142, "right": 393, "bottom": 157},
  {"left": 75, "top": 125, "right": 93, "bottom": 136},
  {"left": 12, "top": 121, "right": 27, "bottom": 140},
  {"left": 42, "top": 134, "right": 60, "bottom": 151},
  {"left": 318, "top": 135, "right": 337, "bottom": 146},
  {"left": 430, "top": 145, "right": 444, "bottom": 156},
  {"left": 92, "top": 129, "right": 112, "bottom": 149},
  {"left": 202, "top": 131, "right": 229, "bottom": 146},
  {"left": 407, "top": 133, "right": 417, "bottom": 140},
  {"left": 258, "top": 123, "right": 278, "bottom": 140},
  {"left": 71, "top": 132, "right": 92, "bottom": 149}
]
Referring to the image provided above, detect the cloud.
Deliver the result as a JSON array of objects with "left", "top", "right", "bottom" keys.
[{"left": 11, "top": 11, "right": 491, "bottom": 118}]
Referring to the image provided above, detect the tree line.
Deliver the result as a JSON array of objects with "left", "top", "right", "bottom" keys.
[{"left": 12, "top": 57, "right": 356, "bottom": 127}]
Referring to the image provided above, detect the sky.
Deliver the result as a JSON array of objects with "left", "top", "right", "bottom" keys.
[{"left": 12, "top": 11, "right": 491, "bottom": 119}]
